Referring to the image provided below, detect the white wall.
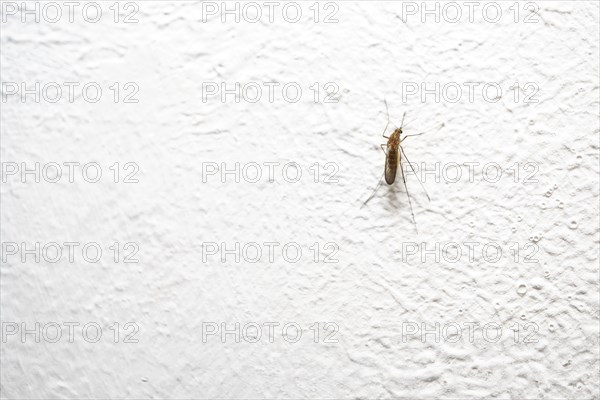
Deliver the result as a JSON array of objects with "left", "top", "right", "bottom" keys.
[{"left": 1, "top": 1, "right": 599, "bottom": 398}]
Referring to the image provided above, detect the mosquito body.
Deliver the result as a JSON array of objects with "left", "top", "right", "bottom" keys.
[
  {"left": 363, "top": 100, "right": 444, "bottom": 231},
  {"left": 383, "top": 127, "right": 402, "bottom": 185}
]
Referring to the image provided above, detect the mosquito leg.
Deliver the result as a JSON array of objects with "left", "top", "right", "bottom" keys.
[
  {"left": 362, "top": 145, "right": 388, "bottom": 207},
  {"left": 400, "top": 146, "right": 430, "bottom": 202},
  {"left": 362, "top": 173, "right": 385, "bottom": 208},
  {"left": 401, "top": 132, "right": 425, "bottom": 142},
  {"left": 401, "top": 123, "right": 445, "bottom": 142},
  {"left": 399, "top": 160, "right": 419, "bottom": 234}
]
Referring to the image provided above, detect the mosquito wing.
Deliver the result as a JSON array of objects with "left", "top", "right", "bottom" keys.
[{"left": 384, "top": 149, "right": 398, "bottom": 185}]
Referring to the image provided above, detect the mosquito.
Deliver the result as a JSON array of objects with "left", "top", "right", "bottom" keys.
[{"left": 362, "top": 99, "right": 444, "bottom": 231}]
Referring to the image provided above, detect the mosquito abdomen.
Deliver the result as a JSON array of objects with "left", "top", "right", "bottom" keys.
[{"left": 385, "top": 149, "right": 398, "bottom": 185}]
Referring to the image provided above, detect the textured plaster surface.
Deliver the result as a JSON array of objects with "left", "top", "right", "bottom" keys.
[{"left": 1, "top": 1, "right": 599, "bottom": 399}]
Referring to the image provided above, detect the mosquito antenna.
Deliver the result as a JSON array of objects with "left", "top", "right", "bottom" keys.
[
  {"left": 400, "top": 111, "right": 407, "bottom": 129},
  {"left": 401, "top": 123, "right": 445, "bottom": 142},
  {"left": 400, "top": 146, "right": 430, "bottom": 202},
  {"left": 401, "top": 116, "right": 417, "bottom": 129},
  {"left": 399, "top": 160, "right": 419, "bottom": 234},
  {"left": 382, "top": 98, "right": 398, "bottom": 136}
]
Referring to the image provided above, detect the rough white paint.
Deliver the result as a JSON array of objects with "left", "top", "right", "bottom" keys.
[{"left": 1, "top": 1, "right": 599, "bottom": 398}]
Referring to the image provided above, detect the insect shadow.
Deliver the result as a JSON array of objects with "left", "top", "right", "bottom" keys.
[{"left": 362, "top": 99, "right": 444, "bottom": 233}]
